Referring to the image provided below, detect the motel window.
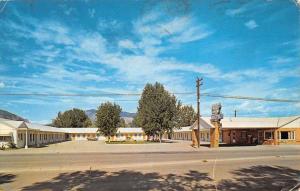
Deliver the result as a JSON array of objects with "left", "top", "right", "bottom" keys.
[
  {"left": 264, "top": 131, "right": 274, "bottom": 140},
  {"left": 241, "top": 131, "right": 247, "bottom": 139},
  {"left": 280, "top": 131, "right": 295, "bottom": 140},
  {"left": 0, "top": 136, "right": 11, "bottom": 142}
]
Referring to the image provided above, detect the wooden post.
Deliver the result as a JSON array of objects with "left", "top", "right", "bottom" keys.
[
  {"left": 210, "top": 122, "right": 220, "bottom": 148},
  {"left": 196, "top": 77, "right": 203, "bottom": 148}
]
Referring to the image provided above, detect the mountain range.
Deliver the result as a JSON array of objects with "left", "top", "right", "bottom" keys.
[
  {"left": 85, "top": 109, "right": 136, "bottom": 123},
  {"left": 0, "top": 109, "right": 29, "bottom": 122}
]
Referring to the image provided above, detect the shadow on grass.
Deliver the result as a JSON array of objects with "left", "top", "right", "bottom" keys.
[
  {"left": 0, "top": 173, "right": 16, "bottom": 185},
  {"left": 17, "top": 165, "right": 300, "bottom": 191},
  {"left": 21, "top": 170, "right": 213, "bottom": 191},
  {"left": 218, "top": 165, "right": 300, "bottom": 191}
]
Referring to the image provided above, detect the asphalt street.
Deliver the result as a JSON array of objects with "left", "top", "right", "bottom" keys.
[{"left": 1, "top": 147, "right": 300, "bottom": 191}]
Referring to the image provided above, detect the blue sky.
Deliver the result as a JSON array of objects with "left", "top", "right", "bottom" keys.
[{"left": 0, "top": 0, "right": 299, "bottom": 123}]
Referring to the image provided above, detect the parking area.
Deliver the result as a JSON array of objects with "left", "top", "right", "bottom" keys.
[
  {"left": 1, "top": 140, "right": 300, "bottom": 155},
  {"left": 0, "top": 140, "right": 200, "bottom": 154}
]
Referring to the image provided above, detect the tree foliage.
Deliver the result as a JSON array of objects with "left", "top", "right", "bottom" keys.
[
  {"left": 95, "top": 102, "right": 122, "bottom": 142},
  {"left": 177, "top": 104, "right": 197, "bottom": 127},
  {"left": 119, "top": 118, "right": 127, "bottom": 128},
  {"left": 52, "top": 108, "right": 92, "bottom": 128},
  {"left": 135, "top": 82, "right": 178, "bottom": 142}
]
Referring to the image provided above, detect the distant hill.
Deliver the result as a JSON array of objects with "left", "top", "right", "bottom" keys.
[
  {"left": 85, "top": 109, "right": 136, "bottom": 122},
  {"left": 0, "top": 109, "right": 29, "bottom": 122}
]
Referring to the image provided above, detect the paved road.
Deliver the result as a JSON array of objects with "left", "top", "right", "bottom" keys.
[
  {"left": 1, "top": 147, "right": 300, "bottom": 172},
  {"left": 1, "top": 147, "right": 300, "bottom": 191}
]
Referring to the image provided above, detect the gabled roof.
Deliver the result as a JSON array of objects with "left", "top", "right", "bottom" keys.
[
  {"left": 26, "top": 123, "right": 66, "bottom": 133},
  {"left": 192, "top": 115, "right": 300, "bottom": 130},
  {"left": 0, "top": 118, "right": 27, "bottom": 129},
  {"left": 278, "top": 116, "right": 300, "bottom": 128}
]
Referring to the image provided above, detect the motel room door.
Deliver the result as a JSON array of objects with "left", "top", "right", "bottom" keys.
[{"left": 257, "top": 130, "right": 264, "bottom": 144}]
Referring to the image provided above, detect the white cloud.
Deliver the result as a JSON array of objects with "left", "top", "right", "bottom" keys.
[
  {"left": 225, "top": 7, "right": 246, "bottom": 16},
  {"left": 118, "top": 39, "right": 138, "bottom": 50},
  {"left": 88, "top": 8, "right": 95, "bottom": 18},
  {"left": 269, "top": 56, "right": 294, "bottom": 64},
  {"left": 0, "top": 81, "right": 5, "bottom": 88},
  {"left": 134, "top": 14, "right": 213, "bottom": 44},
  {"left": 64, "top": 7, "right": 74, "bottom": 15},
  {"left": 169, "top": 24, "right": 212, "bottom": 43},
  {"left": 244, "top": 20, "right": 258, "bottom": 29},
  {"left": 3, "top": 8, "right": 300, "bottom": 118},
  {"left": 97, "top": 19, "right": 121, "bottom": 31},
  {"left": 31, "top": 21, "right": 74, "bottom": 45}
]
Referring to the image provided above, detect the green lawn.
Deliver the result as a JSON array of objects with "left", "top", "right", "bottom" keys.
[{"left": 105, "top": 140, "right": 157, "bottom": 144}]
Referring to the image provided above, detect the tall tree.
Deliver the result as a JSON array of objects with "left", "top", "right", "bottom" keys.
[
  {"left": 52, "top": 108, "right": 92, "bottom": 128},
  {"left": 177, "top": 104, "right": 197, "bottom": 127},
  {"left": 136, "top": 82, "right": 178, "bottom": 142},
  {"left": 119, "top": 118, "right": 126, "bottom": 128},
  {"left": 95, "top": 102, "right": 122, "bottom": 142}
]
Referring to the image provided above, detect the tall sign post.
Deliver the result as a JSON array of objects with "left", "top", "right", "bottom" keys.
[
  {"left": 196, "top": 78, "right": 203, "bottom": 148},
  {"left": 210, "top": 103, "right": 223, "bottom": 148}
]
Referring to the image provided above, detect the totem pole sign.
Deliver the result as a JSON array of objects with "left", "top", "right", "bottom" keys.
[{"left": 210, "top": 103, "right": 223, "bottom": 148}]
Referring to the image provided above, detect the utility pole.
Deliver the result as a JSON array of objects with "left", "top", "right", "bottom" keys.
[{"left": 196, "top": 77, "right": 203, "bottom": 148}]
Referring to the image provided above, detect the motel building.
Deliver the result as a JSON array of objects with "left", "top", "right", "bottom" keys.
[
  {"left": 170, "top": 116, "right": 300, "bottom": 145},
  {"left": 0, "top": 118, "right": 66, "bottom": 149},
  {"left": 0, "top": 118, "right": 147, "bottom": 149},
  {"left": 60, "top": 127, "right": 147, "bottom": 141},
  {"left": 1, "top": 115, "right": 300, "bottom": 149}
]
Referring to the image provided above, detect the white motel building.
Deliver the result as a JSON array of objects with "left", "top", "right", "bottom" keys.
[
  {"left": 0, "top": 118, "right": 147, "bottom": 149},
  {"left": 1, "top": 115, "right": 299, "bottom": 149}
]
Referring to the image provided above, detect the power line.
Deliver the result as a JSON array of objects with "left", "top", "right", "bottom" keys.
[
  {"left": 0, "top": 92, "right": 195, "bottom": 96},
  {"left": 201, "top": 93, "right": 300, "bottom": 103},
  {"left": 0, "top": 92, "right": 299, "bottom": 103}
]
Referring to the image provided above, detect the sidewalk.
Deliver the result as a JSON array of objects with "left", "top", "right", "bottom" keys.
[{"left": 1, "top": 140, "right": 299, "bottom": 155}]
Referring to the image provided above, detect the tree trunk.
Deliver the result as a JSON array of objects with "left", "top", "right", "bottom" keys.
[
  {"left": 108, "top": 136, "right": 110, "bottom": 143},
  {"left": 159, "top": 133, "right": 162, "bottom": 143}
]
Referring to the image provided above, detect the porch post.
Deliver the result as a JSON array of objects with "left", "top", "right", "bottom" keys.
[
  {"left": 25, "top": 129, "right": 28, "bottom": 149},
  {"left": 274, "top": 128, "right": 279, "bottom": 145}
]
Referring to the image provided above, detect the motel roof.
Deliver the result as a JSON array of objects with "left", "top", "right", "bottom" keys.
[
  {"left": 0, "top": 118, "right": 26, "bottom": 129},
  {"left": 60, "top": 128, "right": 98, "bottom": 134},
  {"left": 117, "top": 127, "right": 144, "bottom": 133},
  {"left": 25, "top": 123, "right": 66, "bottom": 133},
  {"left": 192, "top": 116, "right": 300, "bottom": 130},
  {"left": 60, "top": 127, "right": 144, "bottom": 134},
  {"left": 0, "top": 118, "right": 66, "bottom": 133}
]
